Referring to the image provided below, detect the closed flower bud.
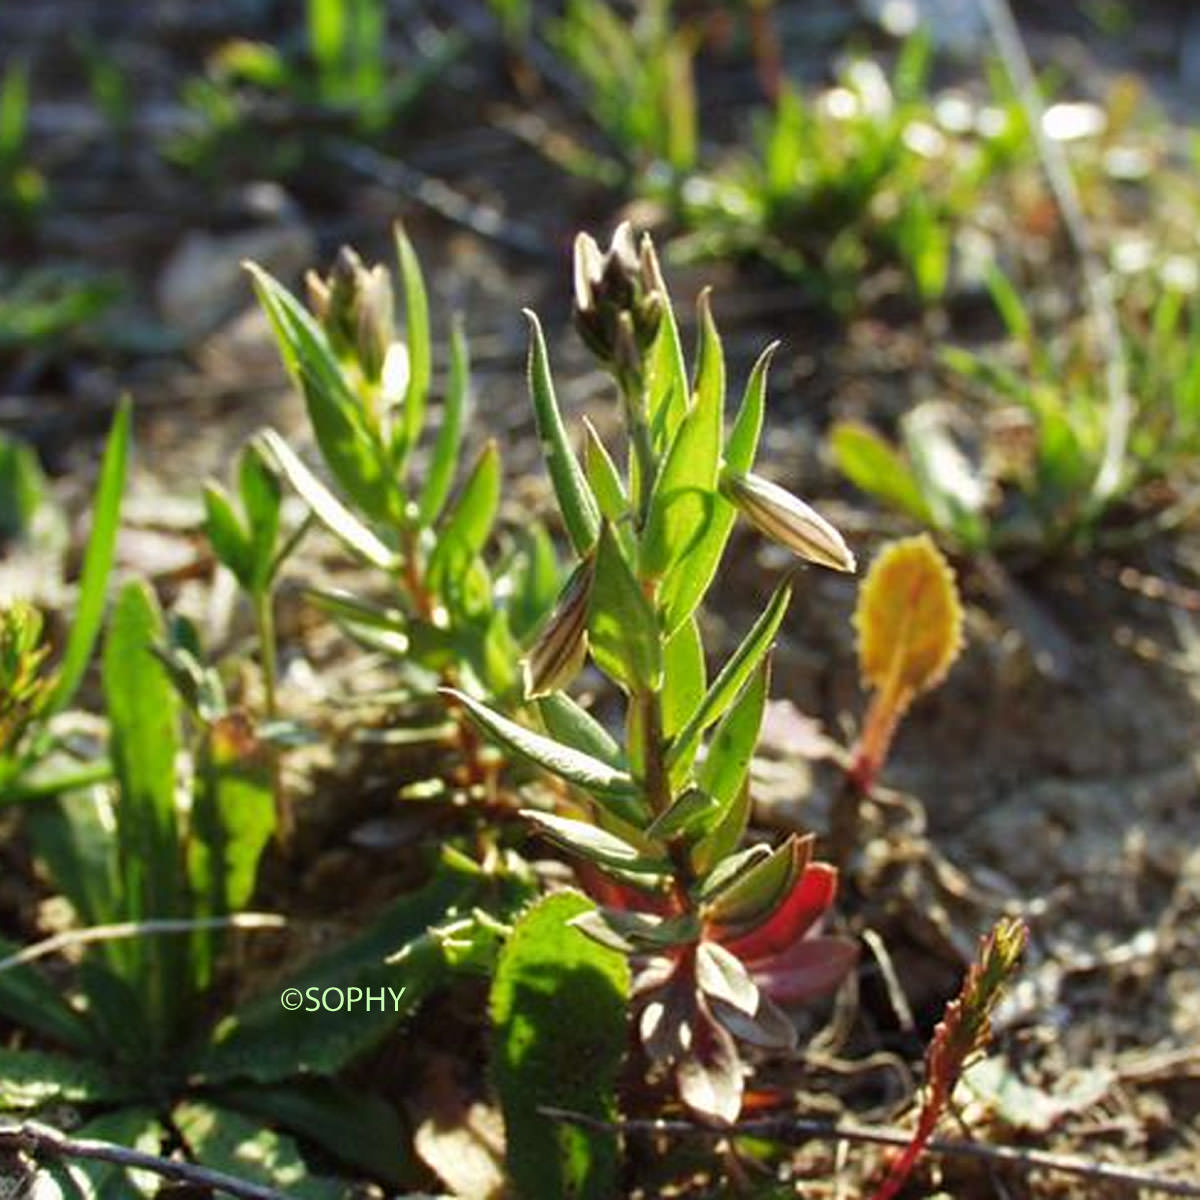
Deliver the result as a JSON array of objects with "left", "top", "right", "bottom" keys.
[
  {"left": 722, "top": 471, "right": 856, "bottom": 573},
  {"left": 523, "top": 557, "right": 596, "bottom": 698},
  {"left": 572, "top": 223, "right": 663, "bottom": 382},
  {"left": 355, "top": 263, "right": 395, "bottom": 382},
  {"left": 307, "top": 247, "right": 396, "bottom": 381}
]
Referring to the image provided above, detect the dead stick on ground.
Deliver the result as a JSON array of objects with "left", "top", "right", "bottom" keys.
[
  {"left": 539, "top": 1108, "right": 1200, "bottom": 1197},
  {"left": 978, "top": 0, "right": 1131, "bottom": 508},
  {"left": 0, "top": 1120, "right": 291, "bottom": 1200}
]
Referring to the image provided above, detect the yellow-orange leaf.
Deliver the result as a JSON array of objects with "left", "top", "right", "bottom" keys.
[{"left": 854, "top": 535, "right": 963, "bottom": 699}]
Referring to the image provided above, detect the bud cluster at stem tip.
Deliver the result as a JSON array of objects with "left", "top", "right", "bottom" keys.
[
  {"left": 306, "top": 246, "right": 396, "bottom": 384},
  {"left": 573, "top": 222, "right": 664, "bottom": 393}
]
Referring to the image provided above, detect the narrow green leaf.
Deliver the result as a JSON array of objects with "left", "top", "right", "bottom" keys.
[
  {"left": 247, "top": 264, "right": 391, "bottom": 520},
  {"left": 427, "top": 439, "right": 501, "bottom": 598},
  {"left": 238, "top": 445, "right": 282, "bottom": 592},
  {"left": 0, "top": 936, "right": 94, "bottom": 1051},
  {"left": 524, "top": 309, "right": 600, "bottom": 555},
  {"left": 203, "top": 483, "right": 253, "bottom": 589},
  {"left": 667, "top": 580, "right": 791, "bottom": 774},
  {"left": 103, "top": 581, "right": 185, "bottom": 1044},
  {"left": 831, "top": 420, "right": 933, "bottom": 525},
  {"left": 703, "top": 835, "right": 799, "bottom": 931},
  {"left": 521, "top": 811, "right": 667, "bottom": 873},
  {"left": 643, "top": 237, "right": 689, "bottom": 451},
  {"left": 491, "top": 892, "right": 629, "bottom": 1200},
  {"left": 46, "top": 398, "right": 130, "bottom": 715},
  {"left": 690, "top": 659, "right": 771, "bottom": 871},
  {"left": 639, "top": 292, "right": 724, "bottom": 581},
  {"left": 448, "top": 688, "right": 641, "bottom": 809},
  {"left": 0, "top": 1048, "right": 136, "bottom": 1111},
  {"left": 256, "top": 429, "right": 395, "bottom": 571},
  {"left": 417, "top": 313, "right": 469, "bottom": 524},
  {"left": 644, "top": 785, "right": 720, "bottom": 843},
  {"left": 588, "top": 522, "right": 662, "bottom": 691},
  {"left": 582, "top": 417, "right": 629, "bottom": 524},
  {"left": 661, "top": 615, "right": 705, "bottom": 740},
  {"left": 395, "top": 223, "right": 432, "bottom": 457},
  {"left": 657, "top": 343, "right": 776, "bottom": 634},
  {"left": 538, "top": 693, "right": 624, "bottom": 770}
]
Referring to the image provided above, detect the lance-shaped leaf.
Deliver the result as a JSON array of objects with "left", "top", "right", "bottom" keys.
[
  {"left": 417, "top": 313, "right": 469, "bottom": 524},
  {"left": 395, "top": 222, "right": 432, "bottom": 459},
  {"left": 830, "top": 420, "right": 933, "bottom": 526},
  {"left": 446, "top": 689, "right": 641, "bottom": 809},
  {"left": 639, "top": 292, "right": 723, "bottom": 581},
  {"left": 427, "top": 440, "right": 501, "bottom": 597},
  {"left": 571, "top": 908, "right": 700, "bottom": 954},
  {"left": 676, "top": 999, "right": 743, "bottom": 1125},
  {"left": 642, "top": 234, "right": 690, "bottom": 451},
  {"left": 582, "top": 418, "right": 629, "bottom": 525},
  {"left": 521, "top": 811, "right": 668, "bottom": 874},
  {"left": 238, "top": 444, "right": 282, "bottom": 592},
  {"left": 689, "top": 657, "right": 771, "bottom": 871},
  {"left": 537, "top": 692, "right": 624, "bottom": 770},
  {"left": 702, "top": 834, "right": 805, "bottom": 934},
  {"left": 657, "top": 343, "right": 777, "bottom": 635},
  {"left": 203, "top": 483, "right": 254, "bottom": 590},
  {"left": 667, "top": 580, "right": 791, "bottom": 774},
  {"left": 256, "top": 428, "right": 395, "bottom": 571},
  {"left": 524, "top": 310, "right": 600, "bottom": 555},
  {"left": 589, "top": 522, "right": 661, "bottom": 692},
  {"left": 46, "top": 397, "right": 130, "bottom": 715},
  {"left": 696, "top": 941, "right": 759, "bottom": 1016},
  {"left": 247, "top": 264, "right": 391, "bottom": 521},
  {"left": 718, "top": 861, "right": 837, "bottom": 963},
  {"left": 661, "top": 616, "right": 706, "bottom": 741},
  {"left": 644, "top": 785, "right": 720, "bottom": 844}
]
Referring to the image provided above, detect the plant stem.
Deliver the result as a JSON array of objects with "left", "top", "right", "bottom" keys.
[{"left": 254, "top": 588, "right": 291, "bottom": 844}]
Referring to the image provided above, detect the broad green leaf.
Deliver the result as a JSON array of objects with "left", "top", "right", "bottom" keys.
[
  {"left": 202, "top": 483, "right": 253, "bottom": 589},
  {"left": 657, "top": 343, "right": 776, "bottom": 634},
  {"left": 197, "top": 850, "right": 484, "bottom": 1082},
  {"left": 427, "top": 439, "right": 501, "bottom": 600},
  {"left": 417, "top": 313, "right": 469, "bottom": 524},
  {"left": 582, "top": 417, "right": 628, "bottom": 524},
  {"left": 639, "top": 292, "right": 724, "bottom": 580},
  {"left": 491, "top": 892, "right": 629, "bottom": 1200},
  {"left": 257, "top": 429, "right": 395, "bottom": 571},
  {"left": 0, "top": 935, "right": 94, "bottom": 1051},
  {"left": 66, "top": 1108, "right": 164, "bottom": 1198},
  {"left": 222, "top": 1081, "right": 413, "bottom": 1187},
  {"left": 396, "top": 223, "right": 432, "bottom": 458},
  {"left": 831, "top": 420, "right": 933, "bottom": 525},
  {"left": 667, "top": 580, "right": 791, "bottom": 775},
  {"left": 588, "top": 522, "right": 661, "bottom": 691},
  {"left": 0, "top": 1048, "right": 136, "bottom": 1111},
  {"left": 448, "top": 689, "right": 641, "bottom": 811},
  {"left": 691, "top": 659, "right": 771, "bottom": 872},
  {"left": 521, "top": 811, "right": 667, "bottom": 873},
  {"left": 538, "top": 693, "right": 624, "bottom": 770},
  {"left": 248, "top": 265, "right": 391, "bottom": 521},
  {"left": 173, "top": 1101, "right": 343, "bottom": 1199},
  {"left": 46, "top": 398, "right": 130, "bottom": 715},
  {"left": 524, "top": 310, "right": 600, "bottom": 555},
  {"left": 103, "top": 581, "right": 185, "bottom": 1047},
  {"left": 661, "top": 616, "right": 705, "bottom": 740}
]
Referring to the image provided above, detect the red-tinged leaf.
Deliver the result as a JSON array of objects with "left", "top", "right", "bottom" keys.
[
  {"left": 749, "top": 935, "right": 858, "bottom": 1006},
  {"left": 676, "top": 1002, "right": 744, "bottom": 1125},
  {"left": 716, "top": 862, "right": 838, "bottom": 963},
  {"left": 638, "top": 968, "right": 694, "bottom": 1066}
]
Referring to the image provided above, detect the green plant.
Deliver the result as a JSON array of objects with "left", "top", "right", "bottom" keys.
[
  {"left": 248, "top": 230, "right": 559, "bottom": 800},
  {"left": 834, "top": 268, "right": 1200, "bottom": 556},
  {"left": 170, "top": 0, "right": 463, "bottom": 177},
  {"left": 0, "top": 402, "right": 129, "bottom": 804},
  {"left": 452, "top": 225, "right": 860, "bottom": 1124},
  {"left": 551, "top": 0, "right": 697, "bottom": 185},
  {"left": 0, "top": 577, "right": 522, "bottom": 1192},
  {"left": 676, "top": 38, "right": 1028, "bottom": 309},
  {"left": 0, "top": 266, "right": 123, "bottom": 359}
]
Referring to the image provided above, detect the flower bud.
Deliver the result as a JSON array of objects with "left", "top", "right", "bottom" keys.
[
  {"left": 307, "top": 246, "right": 396, "bottom": 382},
  {"left": 522, "top": 556, "right": 596, "bottom": 698},
  {"left": 722, "top": 471, "right": 856, "bottom": 573},
  {"left": 572, "top": 223, "right": 664, "bottom": 383},
  {"left": 0, "top": 602, "right": 53, "bottom": 756}
]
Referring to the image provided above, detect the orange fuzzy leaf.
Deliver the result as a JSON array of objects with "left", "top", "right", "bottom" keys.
[{"left": 854, "top": 534, "right": 964, "bottom": 700}]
